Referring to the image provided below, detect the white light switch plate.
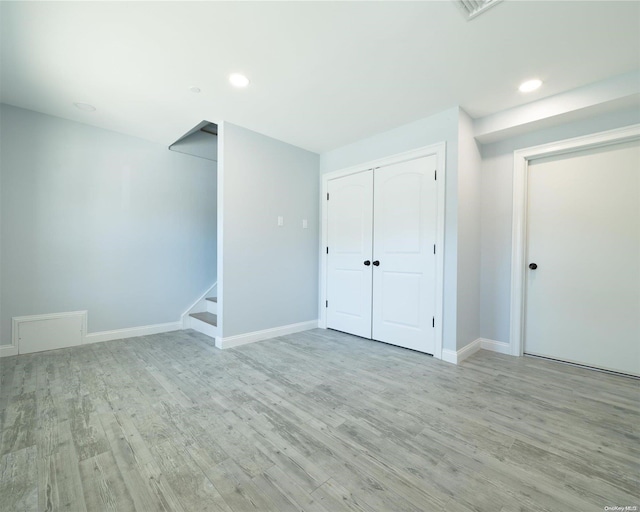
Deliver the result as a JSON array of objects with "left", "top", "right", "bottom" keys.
[{"left": 277, "top": 216, "right": 284, "bottom": 227}]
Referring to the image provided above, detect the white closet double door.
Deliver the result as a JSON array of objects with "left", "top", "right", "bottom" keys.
[{"left": 326, "top": 156, "right": 437, "bottom": 354}]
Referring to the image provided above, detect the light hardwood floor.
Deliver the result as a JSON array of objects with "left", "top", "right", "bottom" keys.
[{"left": 1, "top": 328, "right": 638, "bottom": 511}]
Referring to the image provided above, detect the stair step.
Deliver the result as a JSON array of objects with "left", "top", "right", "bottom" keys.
[
  {"left": 206, "top": 297, "right": 217, "bottom": 303},
  {"left": 190, "top": 312, "right": 217, "bottom": 327}
]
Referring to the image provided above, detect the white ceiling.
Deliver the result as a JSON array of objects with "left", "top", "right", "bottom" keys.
[{"left": 1, "top": 1, "right": 638, "bottom": 153}]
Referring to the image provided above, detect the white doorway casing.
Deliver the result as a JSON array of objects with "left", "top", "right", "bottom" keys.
[
  {"left": 509, "top": 124, "right": 640, "bottom": 360},
  {"left": 319, "top": 143, "right": 446, "bottom": 360}
]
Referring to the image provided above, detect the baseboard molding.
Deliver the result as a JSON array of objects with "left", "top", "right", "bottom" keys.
[
  {"left": 480, "top": 337, "right": 511, "bottom": 355},
  {"left": 0, "top": 345, "right": 19, "bottom": 358},
  {"left": 85, "top": 321, "right": 182, "bottom": 344},
  {"left": 215, "top": 320, "right": 318, "bottom": 350},
  {"left": 441, "top": 338, "right": 482, "bottom": 365},
  {"left": 442, "top": 337, "right": 512, "bottom": 364},
  {"left": 1, "top": 320, "right": 183, "bottom": 357},
  {"left": 440, "top": 349, "right": 456, "bottom": 364}
]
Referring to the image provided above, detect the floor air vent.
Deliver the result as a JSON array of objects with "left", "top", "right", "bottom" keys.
[{"left": 455, "top": 0, "right": 503, "bottom": 20}]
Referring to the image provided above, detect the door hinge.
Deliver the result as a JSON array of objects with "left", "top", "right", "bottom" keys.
[
  {"left": 432, "top": 317, "right": 435, "bottom": 328},
  {"left": 325, "top": 300, "right": 328, "bottom": 308},
  {"left": 326, "top": 247, "right": 329, "bottom": 254},
  {"left": 434, "top": 170, "right": 437, "bottom": 180},
  {"left": 327, "top": 193, "right": 329, "bottom": 200},
  {"left": 433, "top": 244, "right": 436, "bottom": 254}
]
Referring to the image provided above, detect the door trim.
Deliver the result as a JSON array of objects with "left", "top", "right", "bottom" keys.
[
  {"left": 509, "top": 124, "right": 640, "bottom": 357},
  {"left": 319, "top": 143, "right": 446, "bottom": 360}
]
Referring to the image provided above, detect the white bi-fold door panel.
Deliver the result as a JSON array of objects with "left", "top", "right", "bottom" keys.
[
  {"left": 326, "top": 155, "right": 437, "bottom": 354},
  {"left": 525, "top": 140, "right": 639, "bottom": 376},
  {"left": 326, "top": 170, "right": 374, "bottom": 339},
  {"left": 372, "top": 156, "right": 437, "bottom": 353}
]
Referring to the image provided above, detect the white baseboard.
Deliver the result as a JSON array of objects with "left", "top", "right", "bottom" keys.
[
  {"left": 216, "top": 320, "right": 318, "bottom": 350},
  {"left": 440, "top": 349, "right": 456, "bottom": 364},
  {"left": 0, "top": 345, "right": 19, "bottom": 358},
  {"left": 480, "top": 337, "right": 511, "bottom": 354},
  {"left": 441, "top": 338, "right": 482, "bottom": 365},
  {"left": 442, "top": 337, "right": 512, "bottom": 365},
  {"left": 85, "top": 321, "right": 182, "bottom": 344},
  {"left": 1, "top": 320, "right": 182, "bottom": 357}
]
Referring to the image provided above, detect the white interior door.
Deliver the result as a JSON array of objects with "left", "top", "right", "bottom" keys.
[
  {"left": 525, "top": 140, "right": 640, "bottom": 376},
  {"left": 372, "top": 156, "right": 437, "bottom": 353},
  {"left": 326, "top": 171, "right": 374, "bottom": 338}
]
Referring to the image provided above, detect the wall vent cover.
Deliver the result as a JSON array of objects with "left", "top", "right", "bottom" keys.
[{"left": 455, "top": 0, "right": 504, "bottom": 20}]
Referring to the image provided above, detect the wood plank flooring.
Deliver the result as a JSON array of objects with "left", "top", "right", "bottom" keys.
[{"left": 1, "top": 328, "right": 638, "bottom": 511}]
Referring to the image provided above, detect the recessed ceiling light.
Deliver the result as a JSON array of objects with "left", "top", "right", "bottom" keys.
[
  {"left": 73, "top": 102, "right": 96, "bottom": 112},
  {"left": 229, "top": 73, "right": 250, "bottom": 88},
  {"left": 189, "top": 86, "right": 201, "bottom": 93},
  {"left": 519, "top": 79, "right": 542, "bottom": 93}
]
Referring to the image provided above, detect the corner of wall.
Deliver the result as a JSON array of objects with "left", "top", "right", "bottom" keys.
[
  {"left": 218, "top": 122, "right": 319, "bottom": 338},
  {"left": 455, "top": 108, "right": 482, "bottom": 350}
]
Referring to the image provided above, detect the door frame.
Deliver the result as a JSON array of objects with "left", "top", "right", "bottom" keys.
[
  {"left": 509, "top": 124, "right": 640, "bottom": 357},
  {"left": 319, "top": 142, "right": 446, "bottom": 360}
]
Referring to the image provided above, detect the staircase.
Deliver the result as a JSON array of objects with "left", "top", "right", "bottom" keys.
[{"left": 188, "top": 296, "right": 218, "bottom": 339}]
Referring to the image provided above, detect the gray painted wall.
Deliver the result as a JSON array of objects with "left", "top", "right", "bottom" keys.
[
  {"left": 319, "top": 107, "right": 462, "bottom": 351},
  {"left": 219, "top": 122, "right": 319, "bottom": 338},
  {"left": 0, "top": 104, "right": 217, "bottom": 344},
  {"left": 319, "top": 107, "right": 460, "bottom": 176},
  {"left": 480, "top": 108, "right": 640, "bottom": 345},
  {"left": 456, "top": 109, "right": 482, "bottom": 350}
]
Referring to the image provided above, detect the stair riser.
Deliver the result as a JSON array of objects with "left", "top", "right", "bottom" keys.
[
  {"left": 206, "top": 301, "right": 218, "bottom": 314},
  {"left": 189, "top": 316, "right": 218, "bottom": 339}
]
